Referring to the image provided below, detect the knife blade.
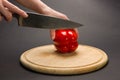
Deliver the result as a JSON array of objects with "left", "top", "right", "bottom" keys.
[{"left": 14, "top": 12, "right": 83, "bottom": 29}]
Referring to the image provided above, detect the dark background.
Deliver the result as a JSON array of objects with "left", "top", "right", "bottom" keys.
[{"left": 0, "top": 0, "right": 120, "bottom": 80}]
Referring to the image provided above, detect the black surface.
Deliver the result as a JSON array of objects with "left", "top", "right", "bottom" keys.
[{"left": 0, "top": 0, "right": 120, "bottom": 80}]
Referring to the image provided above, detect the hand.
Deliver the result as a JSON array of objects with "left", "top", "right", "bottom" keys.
[
  {"left": 0, "top": 0, "right": 78, "bottom": 40},
  {"left": 16, "top": 0, "right": 78, "bottom": 40},
  {"left": 45, "top": 8, "right": 79, "bottom": 40},
  {"left": 0, "top": 0, "right": 28, "bottom": 21},
  {"left": 16, "top": 0, "right": 71, "bottom": 39}
]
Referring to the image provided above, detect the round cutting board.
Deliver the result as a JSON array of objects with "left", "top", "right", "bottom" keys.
[{"left": 20, "top": 44, "right": 108, "bottom": 75}]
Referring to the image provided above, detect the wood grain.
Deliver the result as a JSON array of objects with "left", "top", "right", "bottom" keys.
[{"left": 20, "top": 44, "right": 108, "bottom": 75}]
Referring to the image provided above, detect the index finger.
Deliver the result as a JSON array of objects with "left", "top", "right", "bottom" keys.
[{"left": 3, "top": 0, "right": 28, "bottom": 18}]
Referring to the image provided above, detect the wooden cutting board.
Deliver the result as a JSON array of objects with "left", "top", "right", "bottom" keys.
[{"left": 20, "top": 44, "right": 108, "bottom": 75}]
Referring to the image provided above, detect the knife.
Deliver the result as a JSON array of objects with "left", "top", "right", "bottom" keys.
[{"left": 14, "top": 12, "right": 83, "bottom": 29}]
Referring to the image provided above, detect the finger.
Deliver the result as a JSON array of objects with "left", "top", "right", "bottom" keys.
[
  {"left": 0, "top": 1, "right": 12, "bottom": 21},
  {"left": 4, "top": 7, "right": 13, "bottom": 21},
  {"left": 48, "top": 10, "right": 79, "bottom": 35},
  {"left": 50, "top": 29, "right": 55, "bottom": 40},
  {"left": 74, "top": 28, "right": 79, "bottom": 37},
  {"left": 46, "top": 9, "right": 69, "bottom": 20},
  {"left": 3, "top": 0, "right": 28, "bottom": 18}
]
